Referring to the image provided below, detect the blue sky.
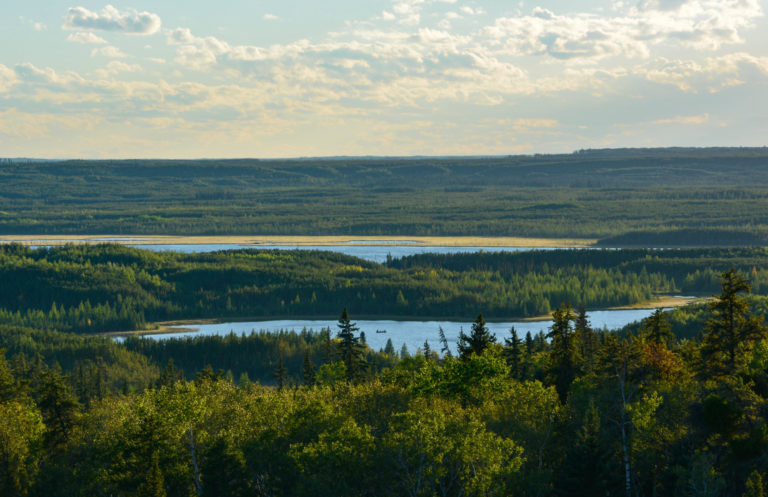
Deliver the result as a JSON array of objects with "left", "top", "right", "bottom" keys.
[{"left": 1, "top": 0, "right": 767, "bottom": 158}]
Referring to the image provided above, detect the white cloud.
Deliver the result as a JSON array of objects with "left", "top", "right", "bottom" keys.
[
  {"left": 0, "top": 64, "right": 19, "bottom": 92},
  {"left": 652, "top": 113, "right": 709, "bottom": 124},
  {"left": 63, "top": 5, "right": 161, "bottom": 35},
  {"left": 640, "top": 53, "right": 768, "bottom": 91},
  {"left": 481, "top": 0, "right": 763, "bottom": 61},
  {"left": 33, "top": 22, "right": 47, "bottom": 31},
  {"left": 263, "top": 14, "right": 279, "bottom": 21},
  {"left": 92, "top": 60, "right": 142, "bottom": 79},
  {"left": 67, "top": 32, "right": 108, "bottom": 44},
  {"left": 91, "top": 46, "right": 130, "bottom": 58},
  {"left": 513, "top": 118, "right": 558, "bottom": 129}
]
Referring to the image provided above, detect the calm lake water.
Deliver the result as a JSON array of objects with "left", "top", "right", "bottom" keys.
[
  {"left": 148, "top": 308, "right": 661, "bottom": 355},
  {"left": 127, "top": 244, "right": 565, "bottom": 263}
]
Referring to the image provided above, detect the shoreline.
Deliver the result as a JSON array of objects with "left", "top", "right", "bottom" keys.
[
  {"left": 0, "top": 234, "right": 597, "bottom": 248},
  {"left": 105, "top": 296, "right": 705, "bottom": 338}
]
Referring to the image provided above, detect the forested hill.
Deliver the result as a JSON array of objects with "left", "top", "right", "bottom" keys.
[
  {"left": 2, "top": 244, "right": 768, "bottom": 333},
  {"left": 4, "top": 147, "right": 768, "bottom": 188},
  {"left": 2, "top": 148, "right": 768, "bottom": 242}
]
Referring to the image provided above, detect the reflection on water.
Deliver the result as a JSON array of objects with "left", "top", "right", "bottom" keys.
[{"left": 142, "top": 308, "right": 661, "bottom": 355}]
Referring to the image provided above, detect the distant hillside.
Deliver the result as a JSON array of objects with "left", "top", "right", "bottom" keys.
[{"left": 1, "top": 148, "right": 767, "bottom": 242}]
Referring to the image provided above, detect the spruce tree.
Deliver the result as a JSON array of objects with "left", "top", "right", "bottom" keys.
[
  {"left": 438, "top": 326, "right": 453, "bottom": 358},
  {"left": 503, "top": 327, "right": 522, "bottom": 379},
  {"left": 457, "top": 313, "right": 496, "bottom": 359},
  {"left": 273, "top": 354, "right": 287, "bottom": 390},
  {"left": 642, "top": 308, "right": 673, "bottom": 345},
  {"left": 337, "top": 307, "right": 365, "bottom": 381},
  {"left": 575, "top": 304, "right": 598, "bottom": 371},
  {"left": 383, "top": 338, "right": 396, "bottom": 356},
  {"left": 702, "top": 269, "right": 767, "bottom": 373},
  {"left": 547, "top": 303, "right": 577, "bottom": 402},
  {"left": 302, "top": 350, "right": 316, "bottom": 386}
]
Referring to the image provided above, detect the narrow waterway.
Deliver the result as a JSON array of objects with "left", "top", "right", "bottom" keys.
[{"left": 141, "top": 307, "right": 664, "bottom": 355}]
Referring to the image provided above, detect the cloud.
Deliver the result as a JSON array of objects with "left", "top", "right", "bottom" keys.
[
  {"left": 92, "top": 60, "right": 142, "bottom": 79},
  {"left": 513, "top": 118, "right": 558, "bottom": 129},
  {"left": 0, "top": 64, "right": 19, "bottom": 92},
  {"left": 640, "top": 53, "right": 768, "bottom": 91},
  {"left": 263, "top": 14, "right": 279, "bottom": 21},
  {"left": 67, "top": 32, "right": 108, "bottom": 44},
  {"left": 482, "top": 0, "right": 763, "bottom": 61},
  {"left": 63, "top": 5, "right": 161, "bottom": 35},
  {"left": 33, "top": 22, "right": 47, "bottom": 31},
  {"left": 91, "top": 46, "right": 130, "bottom": 58},
  {"left": 652, "top": 113, "right": 709, "bottom": 124}
]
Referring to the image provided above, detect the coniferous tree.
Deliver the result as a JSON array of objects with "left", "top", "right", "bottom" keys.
[
  {"left": 547, "top": 303, "right": 577, "bottom": 402},
  {"left": 503, "top": 327, "right": 522, "bottom": 379},
  {"left": 273, "top": 354, "right": 287, "bottom": 389},
  {"left": 137, "top": 451, "right": 166, "bottom": 497},
  {"left": 702, "top": 269, "right": 767, "bottom": 373},
  {"left": 575, "top": 304, "right": 598, "bottom": 372},
  {"left": 0, "top": 349, "right": 18, "bottom": 402},
  {"left": 642, "top": 308, "right": 673, "bottom": 345},
  {"left": 302, "top": 350, "right": 316, "bottom": 386},
  {"left": 383, "top": 338, "right": 396, "bottom": 356},
  {"left": 457, "top": 313, "right": 496, "bottom": 359},
  {"left": 400, "top": 343, "right": 410, "bottom": 359},
  {"left": 157, "top": 358, "right": 184, "bottom": 388},
  {"left": 337, "top": 307, "right": 365, "bottom": 381},
  {"left": 37, "top": 369, "right": 80, "bottom": 451},
  {"left": 438, "top": 326, "right": 453, "bottom": 358}
]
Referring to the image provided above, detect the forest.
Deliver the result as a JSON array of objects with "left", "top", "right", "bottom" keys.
[
  {"left": 2, "top": 244, "right": 768, "bottom": 333},
  {"left": 2, "top": 148, "right": 768, "bottom": 244},
  {"left": 1, "top": 269, "right": 767, "bottom": 496}
]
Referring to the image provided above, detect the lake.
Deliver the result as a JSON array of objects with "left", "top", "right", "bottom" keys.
[
  {"left": 127, "top": 243, "right": 566, "bottom": 263},
  {"left": 144, "top": 307, "right": 662, "bottom": 355}
]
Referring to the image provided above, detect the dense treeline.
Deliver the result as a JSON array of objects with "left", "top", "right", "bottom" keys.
[
  {"left": 1, "top": 270, "right": 768, "bottom": 496},
  {"left": 4, "top": 244, "right": 768, "bottom": 333},
  {"left": 121, "top": 328, "right": 399, "bottom": 386},
  {"left": 2, "top": 149, "right": 768, "bottom": 241}
]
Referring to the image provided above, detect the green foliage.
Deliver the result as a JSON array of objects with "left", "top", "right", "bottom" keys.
[
  {"left": 3, "top": 245, "right": 768, "bottom": 337},
  {"left": 457, "top": 313, "right": 496, "bottom": 359}
]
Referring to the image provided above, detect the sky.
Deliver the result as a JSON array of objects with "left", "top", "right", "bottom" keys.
[{"left": 1, "top": 0, "right": 767, "bottom": 158}]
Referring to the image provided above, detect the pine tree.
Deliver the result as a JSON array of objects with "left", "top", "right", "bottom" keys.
[{"left": 457, "top": 313, "right": 496, "bottom": 359}]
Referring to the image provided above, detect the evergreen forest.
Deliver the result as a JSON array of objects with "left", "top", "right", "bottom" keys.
[
  {"left": 3, "top": 148, "right": 768, "bottom": 244},
  {"left": 1, "top": 269, "right": 768, "bottom": 496}
]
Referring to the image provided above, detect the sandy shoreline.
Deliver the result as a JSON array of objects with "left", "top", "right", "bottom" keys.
[{"left": 0, "top": 234, "right": 597, "bottom": 248}]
